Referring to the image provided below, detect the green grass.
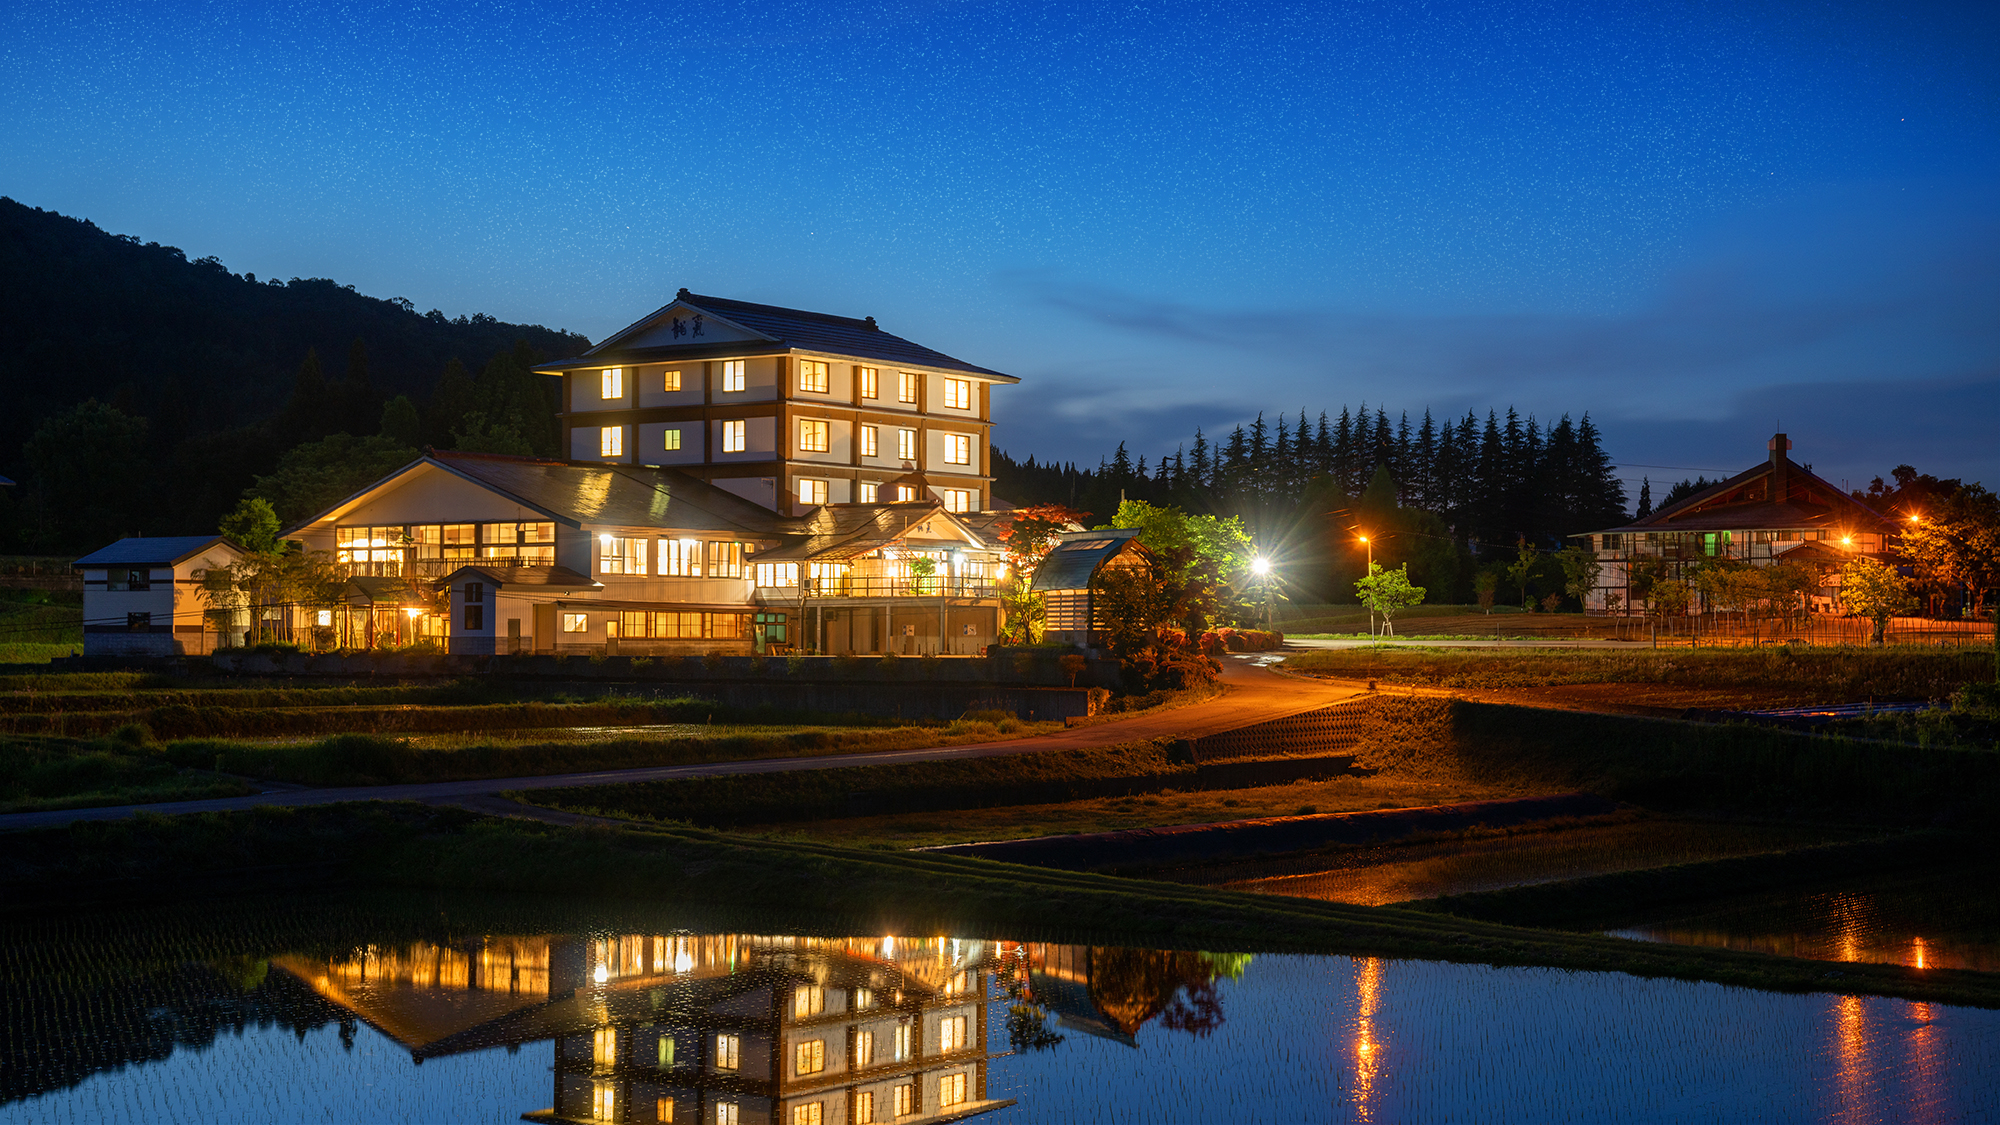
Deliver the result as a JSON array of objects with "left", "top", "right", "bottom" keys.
[
  {"left": 5, "top": 802, "right": 1998, "bottom": 1010},
  {"left": 0, "top": 733, "right": 253, "bottom": 813},
  {"left": 1282, "top": 645, "right": 1994, "bottom": 700},
  {"left": 0, "top": 588, "right": 82, "bottom": 663}
]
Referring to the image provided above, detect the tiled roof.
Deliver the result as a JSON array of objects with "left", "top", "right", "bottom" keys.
[
  {"left": 427, "top": 453, "right": 789, "bottom": 537},
  {"left": 74, "top": 536, "right": 236, "bottom": 567},
  {"left": 1593, "top": 455, "right": 1889, "bottom": 536},
  {"left": 755, "top": 502, "right": 988, "bottom": 561},
  {"left": 540, "top": 291, "right": 1015, "bottom": 381},
  {"left": 440, "top": 564, "right": 600, "bottom": 588}
]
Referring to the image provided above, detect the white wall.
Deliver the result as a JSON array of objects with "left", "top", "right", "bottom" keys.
[
  {"left": 712, "top": 476, "right": 777, "bottom": 508},
  {"left": 789, "top": 414, "right": 853, "bottom": 463},
  {"left": 571, "top": 423, "right": 632, "bottom": 463},
  {"left": 636, "top": 422, "right": 705, "bottom": 466},
  {"left": 925, "top": 372, "right": 984, "bottom": 421},
  {"left": 636, "top": 363, "right": 706, "bottom": 409},
  {"left": 711, "top": 416, "right": 776, "bottom": 462},
  {"left": 712, "top": 356, "right": 779, "bottom": 402}
]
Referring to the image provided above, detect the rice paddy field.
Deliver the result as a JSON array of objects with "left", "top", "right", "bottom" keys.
[{"left": 2, "top": 893, "right": 1996, "bottom": 1124}]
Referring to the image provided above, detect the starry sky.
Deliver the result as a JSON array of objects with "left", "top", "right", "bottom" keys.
[{"left": 4, "top": 0, "right": 1998, "bottom": 499}]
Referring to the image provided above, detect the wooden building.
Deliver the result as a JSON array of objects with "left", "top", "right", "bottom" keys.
[
  {"left": 1028, "top": 530, "right": 1153, "bottom": 650},
  {"left": 76, "top": 536, "right": 247, "bottom": 656}
]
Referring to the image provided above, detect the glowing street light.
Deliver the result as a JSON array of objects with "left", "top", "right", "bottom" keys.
[{"left": 1252, "top": 557, "right": 1272, "bottom": 576}]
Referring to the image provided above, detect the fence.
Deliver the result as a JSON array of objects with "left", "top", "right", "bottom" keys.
[{"left": 1588, "top": 612, "right": 1997, "bottom": 648}]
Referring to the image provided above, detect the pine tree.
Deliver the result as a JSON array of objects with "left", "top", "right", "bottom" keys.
[
  {"left": 425, "top": 357, "right": 476, "bottom": 447},
  {"left": 1334, "top": 407, "right": 1356, "bottom": 495},
  {"left": 1636, "top": 477, "right": 1653, "bottom": 519},
  {"left": 1314, "top": 412, "right": 1333, "bottom": 476},
  {"left": 1189, "top": 429, "right": 1212, "bottom": 490}
]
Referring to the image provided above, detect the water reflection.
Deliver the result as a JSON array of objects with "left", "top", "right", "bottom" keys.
[{"left": 1349, "top": 958, "right": 1382, "bottom": 1123}]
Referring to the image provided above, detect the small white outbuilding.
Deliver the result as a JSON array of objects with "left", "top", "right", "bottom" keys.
[{"left": 76, "top": 536, "right": 248, "bottom": 656}]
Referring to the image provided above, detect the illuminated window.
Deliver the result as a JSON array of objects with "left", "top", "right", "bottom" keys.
[
  {"left": 856, "top": 1091, "right": 875, "bottom": 1124},
  {"left": 658, "top": 1035, "right": 676, "bottom": 1067},
  {"left": 858, "top": 367, "right": 879, "bottom": 398},
  {"left": 600, "top": 536, "right": 648, "bottom": 576},
  {"left": 792, "top": 1102, "right": 823, "bottom": 1125},
  {"left": 601, "top": 368, "right": 623, "bottom": 399},
  {"left": 662, "top": 369, "right": 682, "bottom": 392},
  {"left": 658, "top": 1096, "right": 674, "bottom": 1122},
  {"left": 798, "top": 360, "right": 829, "bottom": 394},
  {"left": 600, "top": 426, "right": 623, "bottom": 457},
  {"left": 660, "top": 538, "right": 701, "bottom": 577},
  {"left": 722, "top": 360, "right": 746, "bottom": 393},
  {"left": 592, "top": 1080, "right": 615, "bottom": 1121},
  {"left": 563, "top": 613, "right": 588, "bottom": 633},
  {"left": 943, "top": 434, "right": 971, "bottom": 465},
  {"left": 897, "top": 428, "right": 916, "bottom": 461},
  {"left": 797, "top": 478, "right": 828, "bottom": 506},
  {"left": 664, "top": 428, "right": 682, "bottom": 451},
  {"left": 706, "top": 612, "right": 749, "bottom": 639},
  {"left": 716, "top": 1103, "right": 739, "bottom": 1125},
  {"left": 893, "top": 1023, "right": 911, "bottom": 1061},
  {"left": 898, "top": 372, "right": 918, "bottom": 404},
  {"left": 621, "top": 610, "right": 652, "bottom": 637},
  {"left": 715, "top": 1034, "right": 740, "bottom": 1070},
  {"left": 860, "top": 425, "right": 879, "bottom": 458},
  {"left": 594, "top": 1027, "right": 618, "bottom": 1067},
  {"left": 722, "top": 419, "right": 746, "bottom": 452},
  {"left": 855, "top": 1029, "right": 874, "bottom": 1066},
  {"left": 941, "top": 489, "right": 974, "bottom": 513},
  {"left": 940, "top": 1016, "right": 967, "bottom": 1052},
  {"left": 798, "top": 418, "right": 829, "bottom": 453},
  {"left": 853, "top": 988, "right": 873, "bottom": 1010},
  {"left": 756, "top": 562, "right": 800, "bottom": 588},
  {"left": 858, "top": 482, "right": 879, "bottom": 503},
  {"left": 896, "top": 485, "right": 917, "bottom": 502},
  {"left": 795, "top": 1038, "right": 825, "bottom": 1075},
  {"left": 706, "top": 540, "right": 745, "bottom": 578},
  {"left": 893, "top": 1084, "right": 914, "bottom": 1118},
  {"left": 939, "top": 1073, "right": 967, "bottom": 1108},
  {"left": 793, "top": 985, "right": 825, "bottom": 1019},
  {"left": 943, "top": 378, "right": 970, "bottom": 410}
]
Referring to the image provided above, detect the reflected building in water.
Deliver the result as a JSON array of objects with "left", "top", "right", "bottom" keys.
[{"left": 276, "top": 932, "right": 1011, "bottom": 1125}]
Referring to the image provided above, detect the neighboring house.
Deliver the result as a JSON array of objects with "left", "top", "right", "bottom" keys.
[
  {"left": 536, "top": 290, "right": 1018, "bottom": 515},
  {"left": 75, "top": 536, "right": 247, "bottom": 656},
  {"left": 1579, "top": 433, "right": 1894, "bottom": 613},
  {"left": 1029, "top": 529, "right": 1153, "bottom": 650}
]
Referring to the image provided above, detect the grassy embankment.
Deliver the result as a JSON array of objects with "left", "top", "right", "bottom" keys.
[
  {"left": 8, "top": 802, "right": 2000, "bottom": 1009},
  {"left": 0, "top": 588, "right": 82, "bottom": 664}
]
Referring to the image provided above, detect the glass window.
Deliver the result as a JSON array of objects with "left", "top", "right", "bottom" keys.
[
  {"left": 706, "top": 541, "right": 745, "bottom": 578},
  {"left": 858, "top": 482, "right": 878, "bottom": 503},
  {"left": 662, "top": 368, "right": 682, "bottom": 392},
  {"left": 717, "top": 1104, "right": 739, "bottom": 1125},
  {"left": 755, "top": 562, "right": 799, "bottom": 588},
  {"left": 660, "top": 538, "right": 702, "bottom": 577},
  {"left": 798, "top": 360, "right": 829, "bottom": 394},
  {"left": 893, "top": 1084, "right": 914, "bottom": 1117},
  {"left": 893, "top": 1023, "right": 911, "bottom": 1061},
  {"left": 856, "top": 1091, "right": 875, "bottom": 1124},
  {"left": 855, "top": 1029, "right": 874, "bottom": 1066},
  {"left": 940, "top": 1015, "right": 966, "bottom": 1052},
  {"left": 896, "top": 485, "right": 917, "bottom": 502},
  {"left": 658, "top": 1036, "right": 676, "bottom": 1067},
  {"left": 941, "top": 489, "right": 974, "bottom": 513},
  {"left": 706, "top": 612, "right": 748, "bottom": 639},
  {"left": 940, "top": 1073, "right": 967, "bottom": 1108},
  {"left": 563, "top": 613, "right": 588, "bottom": 633},
  {"left": 943, "top": 378, "right": 971, "bottom": 410},
  {"left": 721, "top": 360, "right": 746, "bottom": 393},
  {"left": 798, "top": 418, "right": 829, "bottom": 453},
  {"left": 594, "top": 1027, "right": 618, "bottom": 1066},
  {"left": 658, "top": 1096, "right": 675, "bottom": 1122},
  {"left": 944, "top": 434, "right": 971, "bottom": 465},
  {"left": 592, "top": 1081, "right": 615, "bottom": 1122},
  {"left": 600, "top": 536, "right": 647, "bottom": 575},
  {"left": 898, "top": 372, "right": 918, "bottom": 404},
  {"left": 792, "top": 1102, "right": 823, "bottom": 1125},
  {"left": 860, "top": 425, "right": 878, "bottom": 458},
  {"left": 797, "top": 478, "right": 828, "bottom": 506},
  {"left": 664, "top": 428, "right": 682, "bottom": 451},
  {"left": 858, "top": 367, "right": 879, "bottom": 398},
  {"left": 722, "top": 420, "right": 746, "bottom": 452},
  {"left": 715, "top": 1034, "right": 740, "bottom": 1070},
  {"left": 601, "top": 426, "right": 623, "bottom": 457},
  {"left": 621, "top": 610, "right": 652, "bottom": 637},
  {"left": 601, "top": 369, "right": 622, "bottom": 399},
  {"left": 793, "top": 985, "right": 825, "bottom": 1019},
  {"left": 795, "top": 1039, "right": 825, "bottom": 1075},
  {"left": 897, "top": 429, "right": 916, "bottom": 461},
  {"left": 463, "top": 604, "right": 484, "bottom": 631}
]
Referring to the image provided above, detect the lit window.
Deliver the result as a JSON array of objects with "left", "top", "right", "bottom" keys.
[
  {"left": 722, "top": 419, "right": 746, "bottom": 452},
  {"left": 592, "top": 1080, "right": 616, "bottom": 1122},
  {"left": 943, "top": 378, "right": 970, "bottom": 410},
  {"left": 943, "top": 433, "right": 971, "bottom": 465},
  {"left": 856, "top": 1091, "right": 875, "bottom": 1124},
  {"left": 896, "top": 485, "right": 917, "bottom": 502},
  {"left": 855, "top": 1029, "right": 874, "bottom": 1066},
  {"left": 722, "top": 360, "right": 746, "bottom": 392},
  {"left": 315, "top": 609, "right": 333, "bottom": 627},
  {"left": 858, "top": 482, "right": 878, "bottom": 503},
  {"left": 893, "top": 1023, "right": 911, "bottom": 1061},
  {"left": 600, "top": 536, "right": 648, "bottom": 576},
  {"left": 659, "top": 1036, "right": 676, "bottom": 1067},
  {"left": 795, "top": 1038, "right": 825, "bottom": 1075},
  {"left": 797, "top": 478, "right": 828, "bottom": 506},
  {"left": 706, "top": 540, "right": 745, "bottom": 578},
  {"left": 798, "top": 360, "right": 829, "bottom": 394},
  {"left": 897, "top": 428, "right": 916, "bottom": 461},
  {"left": 860, "top": 425, "right": 879, "bottom": 458},
  {"left": 594, "top": 1027, "right": 618, "bottom": 1067},
  {"left": 854, "top": 988, "right": 873, "bottom": 1010},
  {"left": 940, "top": 1016, "right": 967, "bottom": 1052},
  {"left": 756, "top": 562, "right": 800, "bottom": 588},
  {"left": 664, "top": 428, "right": 682, "bottom": 451},
  {"left": 898, "top": 372, "right": 918, "bottom": 404},
  {"left": 600, "top": 426, "right": 623, "bottom": 457},
  {"left": 660, "top": 538, "right": 702, "bottom": 577},
  {"left": 601, "top": 368, "right": 623, "bottom": 399},
  {"left": 893, "top": 1084, "right": 914, "bottom": 1118},
  {"left": 658, "top": 1096, "right": 674, "bottom": 1122},
  {"left": 858, "top": 367, "right": 879, "bottom": 398},
  {"left": 798, "top": 418, "right": 829, "bottom": 453},
  {"left": 662, "top": 368, "right": 682, "bottom": 392},
  {"left": 563, "top": 613, "right": 588, "bottom": 632},
  {"left": 717, "top": 1103, "right": 739, "bottom": 1125},
  {"left": 715, "top": 1033, "right": 740, "bottom": 1071},
  {"left": 792, "top": 1102, "right": 823, "bottom": 1125},
  {"left": 942, "top": 489, "right": 974, "bottom": 513},
  {"left": 794, "top": 985, "right": 825, "bottom": 1019},
  {"left": 939, "top": 1073, "right": 967, "bottom": 1108}
]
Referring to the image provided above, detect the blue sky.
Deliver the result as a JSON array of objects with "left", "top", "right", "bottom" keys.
[{"left": 4, "top": 0, "right": 1997, "bottom": 496}]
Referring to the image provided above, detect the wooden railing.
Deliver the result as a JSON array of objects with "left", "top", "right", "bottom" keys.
[{"left": 755, "top": 577, "right": 1000, "bottom": 599}]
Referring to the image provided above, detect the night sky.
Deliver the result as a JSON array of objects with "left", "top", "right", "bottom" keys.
[{"left": 5, "top": 0, "right": 1997, "bottom": 497}]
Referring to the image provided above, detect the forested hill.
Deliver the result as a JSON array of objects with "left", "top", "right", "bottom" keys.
[{"left": 0, "top": 198, "right": 591, "bottom": 552}]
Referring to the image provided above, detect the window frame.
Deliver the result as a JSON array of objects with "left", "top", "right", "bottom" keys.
[
  {"left": 721, "top": 419, "right": 746, "bottom": 453},
  {"left": 600, "top": 368, "right": 623, "bottom": 400},
  {"left": 797, "top": 478, "right": 829, "bottom": 506},
  {"left": 860, "top": 425, "right": 878, "bottom": 458},
  {"left": 858, "top": 481, "right": 878, "bottom": 503},
  {"left": 857, "top": 366, "right": 879, "bottom": 399},
  {"left": 943, "top": 433, "right": 971, "bottom": 465},
  {"left": 663, "top": 428, "right": 682, "bottom": 451},
  {"left": 662, "top": 368, "right": 682, "bottom": 392},
  {"left": 942, "top": 377, "right": 971, "bottom": 410},
  {"left": 897, "top": 428, "right": 917, "bottom": 462},
  {"left": 798, "top": 418, "right": 830, "bottom": 453},
  {"left": 941, "top": 488, "right": 974, "bottom": 513},
  {"left": 721, "top": 360, "right": 746, "bottom": 393},
  {"left": 600, "top": 426, "right": 623, "bottom": 457},
  {"left": 898, "top": 372, "right": 918, "bottom": 404},
  {"left": 797, "top": 359, "right": 830, "bottom": 394}
]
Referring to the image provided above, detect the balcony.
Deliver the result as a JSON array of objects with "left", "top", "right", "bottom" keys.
[{"left": 754, "top": 576, "right": 1000, "bottom": 601}]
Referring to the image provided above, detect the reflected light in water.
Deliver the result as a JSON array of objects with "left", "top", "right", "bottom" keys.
[
  {"left": 1351, "top": 957, "right": 1382, "bottom": 1122},
  {"left": 1833, "top": 994, "right": 1866, "bottom": 1125},
  {"left": 1913, "top": 938, "right": 1926, "bottom": 971}
]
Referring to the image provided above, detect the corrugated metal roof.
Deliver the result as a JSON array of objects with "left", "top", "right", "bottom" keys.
[
  {"left": 429, "top": 453, "right": 789, "bottom": 537},
  {"left": 1030, "top": 529, "right": 1145, "bottom": 592},
  {"left": 74, "top": 536, "right": 236, "bottom": 567},
  {"left": 541, "top": 291, "right": 1016, "bottom": 381}
]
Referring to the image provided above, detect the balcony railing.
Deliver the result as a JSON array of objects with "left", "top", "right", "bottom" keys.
[{"left": 755, "top": 577, "right": 1000, "bottom": 600}]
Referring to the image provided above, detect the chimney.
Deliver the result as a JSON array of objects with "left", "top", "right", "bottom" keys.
[{"left": 1768, "top": 433, "right": 1791, "bottom": 503}]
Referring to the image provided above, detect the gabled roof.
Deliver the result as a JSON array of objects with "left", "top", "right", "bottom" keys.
[
  {"left": 285, "top": 451, "right": 790, "bottom": 538},
  {"left": 754, "top": 501, "right": 990, "bottom": 562},
  {"left": 536, "top": 290, "right": 1017, "bottom": 381},
  {"left": 74, "top": 536, "right": 240, "bottom": 567},
  {"left": 1030, "top": 528, "right": 1149, "bottom": 592},
  {"left": 440, "top": 564, "right": 599, "bottom": 589},
  {"left": 1593, "top": 438, "right": 1890, "bottom": 536}
]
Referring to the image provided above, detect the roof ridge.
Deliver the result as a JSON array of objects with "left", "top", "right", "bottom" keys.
[
  {"left": 431, "top": 449, "right": 567, "bottom": 466},
  {"left": 681, "top": 291, "right": 876, "bottom": 330}
]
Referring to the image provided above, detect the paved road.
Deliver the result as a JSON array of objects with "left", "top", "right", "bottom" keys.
[
  {"left": 0, "top": 657, "right": 1363, "bottom": 831},
  {"left": 1288, "top": 635, "right": 1638, "bottom": 650}
]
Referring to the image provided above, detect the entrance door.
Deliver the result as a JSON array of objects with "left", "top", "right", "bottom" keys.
[{"left": 533, "top": 604, "right": 556, "bottom": 653}]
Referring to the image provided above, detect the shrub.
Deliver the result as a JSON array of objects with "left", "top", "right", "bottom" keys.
[{"left": 702, "top": 650, "right": 726, "bottom": 672}]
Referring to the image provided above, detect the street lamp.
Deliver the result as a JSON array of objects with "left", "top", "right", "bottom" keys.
[
  {"left": 1251, "top": 557, "right": 1273, "bottom": 627},
  {"left": 1358, "top": 535, "right": 1375, "bottom": 637}
]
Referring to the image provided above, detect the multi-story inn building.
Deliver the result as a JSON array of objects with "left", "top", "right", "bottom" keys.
[
  {"left": 537, "top": 291, "right": 1018, "bottom": 516},
  {"left": 1577, "top": 433, "right": 1894, "bottom": 613},
  {"left": 274, "top": 931, "right": 1014, "bottom": 1125},
  {"left": 73, "top": 293, "right": 1022, "bottom": 658}
]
